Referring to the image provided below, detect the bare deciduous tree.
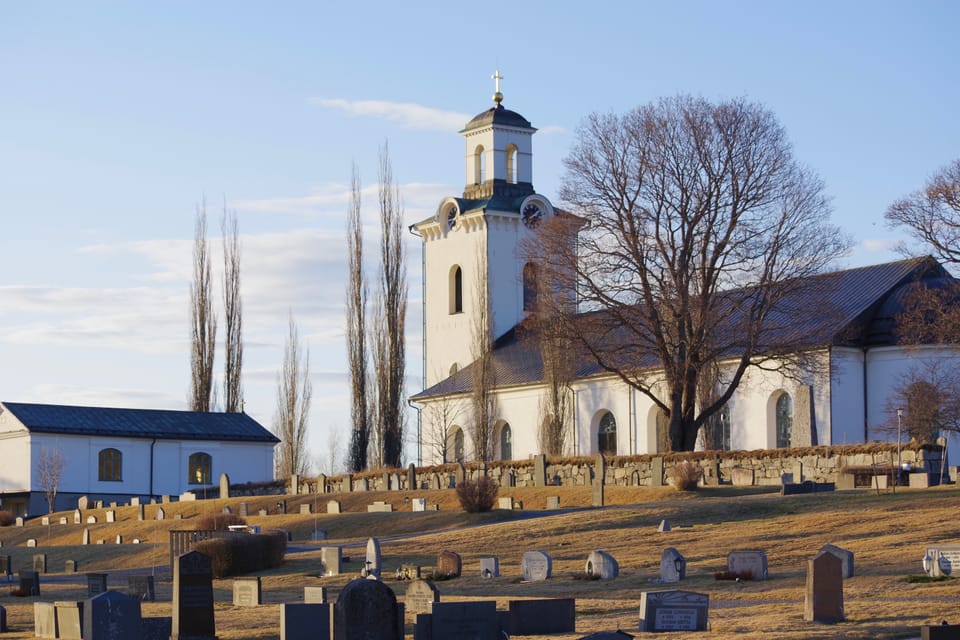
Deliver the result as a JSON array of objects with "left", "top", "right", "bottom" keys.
[
  {"left": 470, "top": 250, "right": 497, "bottom": 462},
  {"left": 190, "top": 204, "right": 218, "bottom": 412},
  {"left": 346, "top": 164, "right": 371, "bottom": 473},
  {"left": 273, "top": 313, "right": 312, "bottom": 478},
  {"left": 222, "top": 207, "right": 243, "bottom": 412},
  {"left": 372, "top": 144, "right": 407, "bottom": 468},
  {"left": 423, "top": 375, "right": 463, "bottom": 464},
  {"left": 895, "top": 278, "right": 960, "bottom": 345},
  {"left": 885, "top": 361, "right": 960, "bottom": 443},
  {"left": 886, "top": 159, "right": 960, "bottom": 268},
  {"left": 37, "top": 447, "right": 65, "bottom": 514},
  {"left": 551, "top": 95, "right": 848, "bottom": 451}
]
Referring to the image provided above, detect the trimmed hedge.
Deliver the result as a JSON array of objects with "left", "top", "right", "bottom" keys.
[
  {"left": 194, "top": 512, "right": 247, "bottom": 531},
  {"left": 193, "top": 532, "right": 286, "bottom": 578}
]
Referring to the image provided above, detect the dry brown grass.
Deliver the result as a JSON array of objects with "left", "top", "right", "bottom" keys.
[{"left": 0, "top": 484, "right": 956, "bottom": 638}]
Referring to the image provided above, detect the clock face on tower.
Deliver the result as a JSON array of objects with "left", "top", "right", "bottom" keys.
[{"left": 522, "top": 203, "right": 542, "bottom": 229}]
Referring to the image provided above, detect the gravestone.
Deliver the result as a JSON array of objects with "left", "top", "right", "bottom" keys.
[
  {"left": 55, "top": 600, "right": 83, "bottom": 640},
  {"left": 77, "top": 496, "right": 89, "bottom": 510},
  {"left": 593, "top": 454, "right": 606, "bottom": 507},
  {"left": 84, "top": 590, "right": 143, "bottom": 640},
  {"left": 87, "top": 573, "right": 108, "bottom": 597},
  {"left": 0, "top": 605, "right": 5, "bottom": 633},
  {"left": 658, "top": 519, "right": 671, "bottom": 533},
  {"left": 74, "top": 509, "right": 82, "bottom": 524},
  {"left": 727, "top": 549, "right": 768, "bottom": 580},
  {"left": 15, "top": 517, "right": 23, "bottom": 527},
  {"left": 232, "top": 576, "right": 262, "bottom": 606},
  {"left": 59, "top": 517, "right": 68, "bottom": 525},
  {"left": 180, "top": 492, "right": 197, "bottom": 502},
  {"left": 660, "top": 548, "right": 686, "bottom": 583},
  {"left": 127, "top": 575, "right": 155, "bottom": 601},
  {"left": 365, "top": 538, "right": 382, "bottom": 577},
  {"left": 304, "top": 586, "right": 328, "bottom": 603},
  {"left": 546, "top": 496, "right": 561, "bottom": 509},
  {"left": 115, "top": 535, "right": 123, "bottom": 545},
  {"left": 41, "top": 516, "right": 50, "bottom": 526},
  {"left": 130, "top": 497, "right": 140, "bottom": 506},
  {"left": 170, "top": 551, "right": 216, "bottom": 640},
  {"left": 332, "top": 578, "right": 403, "bottom": 640},
  {"left": 367, "top": 501, "right": 393, "bottom": 513},
  {"left": 497, "top": 497, "right": 513, "bottom": 510},
  {"left": 731, "top": 468, "right": 755, "bottom": 486},
  {"left": 156, "top": 507, "right": 165, "bottom": 520},
  {"left": 106, "top": 510, "right": 116, "bottom": 523},
  {"left": 327, "top": 500, "right": 342, "bottom": 515},
  {"left": 33, "top": 553, "right": 47, "bottom": 573},
  {"left": 20, "top": 570, "right": 40, "bottom": 595},
  {"left": 508, "top": 598, "right": 576, "bottom": 635},
  {"left": 219, "top": 473, "right": 230, "bottom": 499},
  {"left": 0, "top": 555, "right": 9, "bottom": 577},
  {"left": 322, "top": 546, "right": 342, "bottom": 576},
  {"left": 638, "top": 590, "right": 709, "bottom": 632},
  {"left": 920, "top": 624, "right": 960, "bottom": 640},
  {"left": 300, "top": 503, "right": 312, "bottom": 515},
  {"left": 281, "top": 603, "right": 331, "bottom": 640},
  {"left": 455, "top": 462, "right": 466, "bottom": 486},
  {"left": 238, "top": 502, "right": 249, "bottom": 517},
  {"left": 317, "top": 473, "right": 327, "bottom": 493},
  {"left": 522, "top": 550, "right": 552, "bottom": 582},
  {"left": 424, "top": 601, "right": 499, "bottom": 640},
  {"left": 437, "top": 550, "right": 462, "bottom": 577},
  {"left": 405, "top": 579, "right": 440, "bottom": 615},
  {"left": 407, "top": 463, "right": 417, "bottom": 490},
  {"left": 586, "top": 549, "right": 619, "bottom": 579},
  {"left": 533, "top": 453, "right": 547, "bottom": 487},
  {"left": 82, "top": 528, "right": 90, "bottom": 545},
  {"left": 222, "top": 506, "right": 233, "bottom": 515},
  {"left": 137, "top": 504, "right": 145, "bottom": 521},
  {"left": 816, "top": 544, "right": 854, "bottom": 578},
  {"left": 803, "top": 552, "right": 844, "bottom": 623},
  {"left": 651, "top": 457, "right": 664, "bottom": 487},
  {"left": 65, "top": 560, "right": 77, "bottom": 573},
  {"left": 34, "top": 601, "right": 57, "bottom": 638},
  {"left": 923, "top": 544, "right": 960, "bottom": 577},
  {"left": 480, "top": 557, "right": 499, "bottom": 578},
  {"left": 87, "top": 515, "right": 98, "bottom": 524},
  {"left": 258, "top": 509, "right": 268, "bottom": 517},
  {"left": 161, "top": 495, "right": 170, "bottom": 503},
  {"left": 27, "top": 538, "right": 37, "bottom": 547},
  {"left": 94, "top": 501, "right": 103, "bottom": 508},
  {"left": 411, "top": 498, "right": 427, "bottom": 512}
]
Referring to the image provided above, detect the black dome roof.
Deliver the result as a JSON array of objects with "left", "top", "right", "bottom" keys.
[{"left": 462, "top": 104, "right": 532, "bottom": 131}]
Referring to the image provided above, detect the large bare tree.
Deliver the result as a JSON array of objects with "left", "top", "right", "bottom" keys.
[
  {"left": 346, "top": 164, "right": 371, "bottom": 472},
  {"left": 190, "top": 204, "right": 218, "bottom": 412},
  {"left": 273, "top": 313, "right": 312, "bottom": 478},
  {"left": 37, "top": 447, "right": 65, "bottom": 513},
  {"left": 469, "top": 250, "right": 497, "bottom": 462},
  {"left": 371, "top": 144, "right": 407, "bottom": 468},
  {"left": 552, "top": 95, "right": 848, "bottom": 451},
  {"left": 423, "top": 374, "right": 463, "bottom": 464},
  {"left": 886, "top": 159, "right": 960, "bottom": 268},
  {"left": 221, "top": 207, "right": 243, "bottom": 412}
]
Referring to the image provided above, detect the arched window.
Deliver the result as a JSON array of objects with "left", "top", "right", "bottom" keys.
[
  {"left": 450, "top": 265, "right": 463, "bottom": 314},
  {"left": 98, "top": 448, "right": 122, "bottom": 482},
  {"left": 189, "top": 452, "right": 212, "bottom": 485},
  {"left": 500, "top": 423, "right": 512, "bottom": 461},
  {"left": 474, "top": 145, "right": 485, "bottom": 184},
  {"left": 452, "top": 428, "right": 465, "bottom": 463},
  {"left": 506, "top": 144, "right": 518, "bottom": 183},
  {"left": 776, "top": 393, "right": 793, "bottom": 448},
  {"left": 598, "top": 412, "right": 617, "bottom": 455},
  {"left": 523, "top": 263, "right": 538, "bottom": 311}
]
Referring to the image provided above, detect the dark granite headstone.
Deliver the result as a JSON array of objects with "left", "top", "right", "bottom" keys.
[
  {"left": 804, "top": 552, "right": 844, "bottom": 623},
  {"left": 921, "top": 624, "right": 960, "bottom": 640},
  {"left": 436, "top": 550, "right": 461, "bottom": 577},
  {"left": 593, "top": 454, "right": 606, "bottom": 507},
  {"left": 0, "top": 604, "right": 6, "bottom": 633},
  {"left": 509, "top": 598, "right": 576, "bottom": 635},
  {"left": 405, "top": 579, "right": 440, "bottom": 615},
  {"left": 428, "top": 601, "right": 498, "bottom": 640},
  {"left": 20, "top": 570, "right": 40, "bottom": 596},
  {"left": 84, "top": 590, "right": 143, "bottom": 640},
  {"left": 87, "top": 573, "right": 108, "bottom": 598},
  {"left": 170, "top": 551, "right": 216, "bottom": 640},
  {"left": 332, "top": 578, "right": 403, "bottom": 640},
  {"left": 0, "top": 555, "right": 11, "bottom": 576},
  {"left": 127, "top": 575, "right": 155, "bottom": 601},
  {"left": 281, "top": 603, "right": 331, "bottom": 640},
  {"left": 638, "top": 590, "right": 708, "bottom": 632}
]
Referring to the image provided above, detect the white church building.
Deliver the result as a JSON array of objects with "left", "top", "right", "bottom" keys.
[{"left": 409, "top": 86, "right": 960, "bottom": 465}]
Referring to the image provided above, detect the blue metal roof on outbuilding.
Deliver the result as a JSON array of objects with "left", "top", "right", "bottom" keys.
[{"left": 0, "top": 402, "right": 280, "bottom": 443}]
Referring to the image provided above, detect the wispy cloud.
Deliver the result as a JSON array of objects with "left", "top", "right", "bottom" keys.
[
  {"left": 310, "top": 98, "right": 470, "bottom": 132},
  {"left": 861, "top": 238, "right": 898, "bottom": 253},
  {"left": 537, "top": 125, "right": 567, "bottom": 136}
]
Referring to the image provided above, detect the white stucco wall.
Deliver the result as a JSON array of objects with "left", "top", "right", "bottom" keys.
[{"left": 830, "top": 347, "right": 867, "bottom": 445}]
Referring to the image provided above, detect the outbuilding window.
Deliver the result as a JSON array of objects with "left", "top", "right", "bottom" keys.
[
  {"left": 189, "top": 452, "right": 212, "bottom": 485},
  {"left": 98, "top": 448, "right": 122, "bottom": 482}
]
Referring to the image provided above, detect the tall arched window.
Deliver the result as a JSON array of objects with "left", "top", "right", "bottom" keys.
[
  {"left": 98, "top": 448, "right": 122, "bottom": 482},
  {"left": 474, "top": 145, "right": 485, "bottom": 184},
  {"left": 598, "top": 411, "right": 617, "bottom": 455},
  {"left": 776, "top": 393, "right": 793, "bottom": 448},
  {"left": 189, "top": 452, "right": 212, "bottom": 485},
  {"left": 523, "top": 263, "right": 538, "bottom": 311},
  {"left": 452, "top": 428, "right": 465, "bottom": 463},
  {"left": 506, "top": 144, "right": 518, "bottom": 184},
  {"left": 500, "top": 423, "right": 512, "bottom": 461},
  {"left": 450, "top": 265, "right": 463, "bottom": 314}
]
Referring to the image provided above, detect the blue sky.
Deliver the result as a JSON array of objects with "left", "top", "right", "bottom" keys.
[{"left": 1, "top": 2, "right": 957, "bottom": 471}]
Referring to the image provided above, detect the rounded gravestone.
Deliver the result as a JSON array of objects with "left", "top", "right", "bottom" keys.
[
  {"left": 365, "top": 537, "right": 382, "bottom": 577},
  {"left": 404, "top": 579, "right": 439, "bottom": 615},
  {"left": 436, "top": 550, "right": 461, "bottom": 578},
  {"left": 521, "top": 551, "right": 552, "bottom": 582},
  {"left": 333, "top": 578, "right": 401, "bottom": 640},
  {"left": 585, "top": 549, "right": 619, "bottom": 579},
  {"left": 660, "top": 547, "right": 686, "bottom": 583}
]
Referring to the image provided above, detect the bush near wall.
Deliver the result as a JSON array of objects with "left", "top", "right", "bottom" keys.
[{"left": 193, "top": 532, "right": 286, "bottom": 578}]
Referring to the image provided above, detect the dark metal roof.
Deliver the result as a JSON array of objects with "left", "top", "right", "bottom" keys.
[
  {"left": 0, "top": 402, "right": 280, "bottom": 443},
  {"left": 412, "top": 257, "right": 949, "bottom": 400},
  {"left": 461, "top": 104, "right": 533, "bottom": 132}
]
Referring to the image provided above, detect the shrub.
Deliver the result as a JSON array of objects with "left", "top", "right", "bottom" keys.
[
  {"left": 193, "top": 532, "right": 286, "bottom": 578},
  {"left": 455, "top": 477, "right": 498, "bottom": 513},
  {"left": 0, "top": 510, "right": 15, "bottom": 527},
  {"left": 194, "top": 512, "right": 247, "bottom": 531},
  {"left": 669, "top": 461, "right": 703, "bottom": 491}
]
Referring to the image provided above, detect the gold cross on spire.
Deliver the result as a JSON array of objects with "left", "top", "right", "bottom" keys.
[{"left": 492, "top": 69, "right": 503, "bottom": 105}]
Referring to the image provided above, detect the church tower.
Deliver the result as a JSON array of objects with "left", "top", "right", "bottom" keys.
[{"left": 412, "top": 72, "right": 560, "bottom": 387}]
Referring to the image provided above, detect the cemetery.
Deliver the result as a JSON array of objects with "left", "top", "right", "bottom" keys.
[{"left": 0, "top": 480, "right": 955, "bottom": 637}]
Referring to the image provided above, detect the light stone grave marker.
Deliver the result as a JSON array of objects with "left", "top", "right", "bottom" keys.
[
  {"left": 480, "top": 557, "right": 499, "bottom": 578},
  {"left": 327, "top": 500, "right": 341, "bottom": 515},
  {"left": 816, "top": 544, "right": 854, "bottom": 578},
  {"left": 33, "top": 554, "right": 46, "bottom": 573},
  {"left": 232, "top": 576, "right": 261, "bottom": 606},
  {"left": 522, "top": 550, "right": 552, "bottom": 582},
  {"left": 727, "top": 549, "right": 768, "bottom": 580},
  {"left": 41, "top": 516, "right": 50, "bottom": 526},
  {"left": 74, "top": 509, "right": 82, "bottom": 524},
  {"left": 14, "top": 517, "right": 22, "bottom": 527},
  {"left": 34, "top": 602, "right": 56, "bottom": 638},
  {"left": 105, "top": 510, "right": 115, "bottom": 523},
  {"left": 365, "top": 537, "right": 382, "bottom": 578},
  {"left": 300, "top": 503, "right": 312, "bottom": 515},
  {"left": 638, "top": 589, "right": 709, "bottom": 632},
  {"left": 658, "top": 519, "right": 671, "bottom": 532},
  {"left": 586, "top": 549, "right": 619, "bottom": 579},
  {"left": 87, "top": 515, "right": 97, "bottom": 524},
  {"left": 304, "top": 585, "right": 328, "bottom": 603},
  {"left": 404, "top": 579, "right": 439, "bottom": 615},
  {"left": 497, "top": 497, "right": 512, "bottom": 510},
  {"left": 546, "top": 496, "right": 561, "bottom": 509},
  {"left": 82, "top": 529, "right": 90, "bottom": 545},
  {"left": 367, "top": 501, "right": 393, "bottom": 513},
  {"left": 26, "top": 538, "right": 37, "bottom": 547},
  {"left": 923, "top": 544, "right": 960, "bottom": 577},
  {"left": 55, "top": 600, "right": 82, "bottom": 639},
  {"left": 321, "top": 546, "right": 342, "bottom": 576},
  {"left": 660, "top": 547, "right": 686, "bottom": 583},
  {"left": 411, "top": 498, "right": 427, "bottom": 512}
]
